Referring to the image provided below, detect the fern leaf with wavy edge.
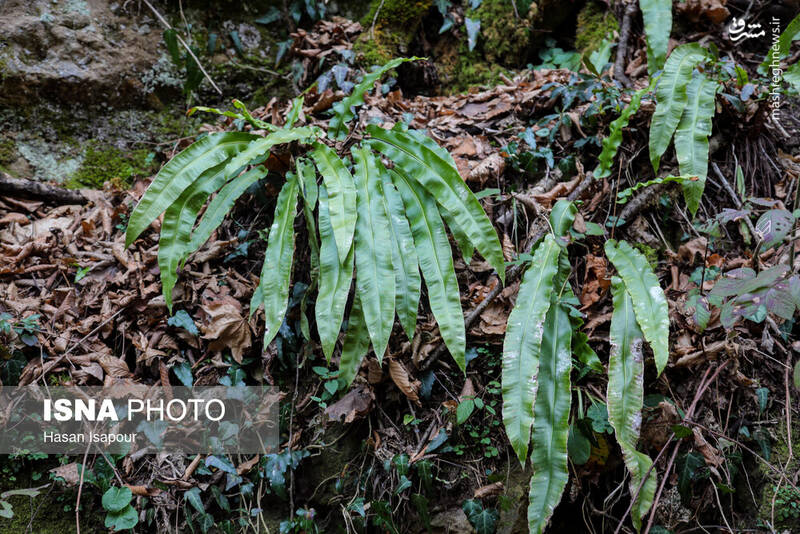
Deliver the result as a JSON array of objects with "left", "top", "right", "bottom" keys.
[
  {"left": 527, "top": 297, "right": 572, "bottom": 534},
  {"left": 607, "top": 276, "right": 657, "bottom": 532},
  {"left": 674, "top": 74, "right": 719, "bottom": 216},
  {"left": 366, "top": 125, "right": 505, "bottom": 283},
  {"left": 379, "top": 166, "right": 421, "bottom": 341},
  {"left": 391, "top": 169, "right": 466, "bottom": 371},
  {"left": 311, "top": 142, "right": 357, "bottom": 264},
  {"left": 252, "top": 175, "right": 299, "bottom": 347},
  {"left": 315, "top": 184, "right": 355, "bottom": 362},
  {"left": 639, "top": 0, "right": 672, "bottom": 75},
  {"left": 648, "top": 44, "right": 708, "bottom": 173},
  {"left": 604, "top": 240, "right": 670, "bottom": 376},
  {"left": 595, "top": 86, "right": 648, "bottom": 180},
  {"left": 352, "top": 147, "right": 396, "bottom": 362},
  {"left": 126, "top": 132, "right": 259, "bottom": 246},
  {"left": 328, "top": 57, "right": 420, "bottom": 140},
  {"left": 502, "top": 234, "right": 562, "bottom": 465},
  {"left": 158, "top": 160, "right": 229, "bottom": 312},
  {"left": 616, "top": 175, "right": 696, "bottom": 205},
  {"left": 339, "top": 292, "right": 370, "bottom": 387}
]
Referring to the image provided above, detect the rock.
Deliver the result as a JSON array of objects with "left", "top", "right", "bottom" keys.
[
  {"left": 0, "top": 0, "right": 166, "bottom": 106},
  {"left": 429, "top": 508, "right": 476, "bottom": 534}
]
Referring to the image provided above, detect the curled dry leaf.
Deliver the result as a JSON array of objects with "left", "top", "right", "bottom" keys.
[{"left": 388, "top": 359, "right": 421, "bottom": 405}]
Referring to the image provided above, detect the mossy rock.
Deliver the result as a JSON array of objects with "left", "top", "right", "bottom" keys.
[
  {"left": 354, "top": 0, "right": 434, "bottom": 66},
  {"left": 575, "top": 1, "right": 619, "bottom": 55},
  {"left": 467, "top": 0, "right": 536, "bottom": 67},
  {"left": 0, "top": 137, "right": 17, "bottom": 166},
  {"left": 65, "top": 144, "right": 157, "bottom": 190}
]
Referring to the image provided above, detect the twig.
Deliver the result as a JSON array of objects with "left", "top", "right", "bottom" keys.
[
  {"left": 642, "top": 361, "right": 730, "bottom": 534},
  {"left": 419, "top": 172, "right": 594, "bottom": 371},
  {"left": 75, "top": 438, "right": 92, "bottom": 534},
  {"left": 614, "top": 1, "right": 638, "bottom": 87},
  {"left": 0, "top": 173, "right": 87, "bottom": 204},
  {"left": 140, "top": 0, "right": 222, "bottom": 95}
]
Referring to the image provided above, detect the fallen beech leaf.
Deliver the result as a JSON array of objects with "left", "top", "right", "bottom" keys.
[
  {"left": 51, "top": 463, "right": 80, "bottom": 486},
  {"left": 201, "top": 297, "right": 252, "bottom": 363},
  {"left": 473, "top": 482, "right": 504, "bottom": 499},
  {"left": 325, "top": 384, "right": 375, "bottom": 423}
]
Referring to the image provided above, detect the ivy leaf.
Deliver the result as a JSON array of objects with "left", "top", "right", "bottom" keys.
[
  {"left": 184, "top": 487, "right": 205, "bottom": 514},
  {"left": 104, "top": 504, "right": 138, "bottom": 531},
  {"left": 102, "top": 487, "right": 133, "bottom": 513},
  {"left": 755, "top": 209, "right": 793, "bottom": 250},
  {"left": 465, "top": 18, "right": 481, "bottom": 51},
  {"left": 167, "top": 310, "right": 199, "bottom": 336}
]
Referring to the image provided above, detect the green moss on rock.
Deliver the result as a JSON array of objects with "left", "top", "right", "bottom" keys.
[
  {"left": 0, "top": 138, "right": 17, "bottom": 166},
  {"left": 354, "top": 0, "right": 433, "bottom": 66},
  {"left": 575, "top": 1, "right": 618, "bottom": 55},
  {"left": 467, "top": 0, "right": 535, "bottom": 67},
  {"left": 66, "top": 144, "right": 155, "bottom": 189}
]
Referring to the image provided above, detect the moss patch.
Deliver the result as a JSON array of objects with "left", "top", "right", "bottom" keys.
[
  {"left": 575, "top": 1, "right": 619, "bottom": 55},
  {"left": 467, "top": 0, "right": 535, "bottom": 67},
  {"left": 65, "top": 144, "right": 156, "bottom": 189},
  {"left": 0, "top": 137, "right": 17, "bottom": 166},
  {"left": 354, "top": 0, "right": 433, "bottom": 66}
]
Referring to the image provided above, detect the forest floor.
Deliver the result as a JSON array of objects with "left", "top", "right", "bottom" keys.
[{"left": 1, "top": 1, "right": 800, "bottom": 533}]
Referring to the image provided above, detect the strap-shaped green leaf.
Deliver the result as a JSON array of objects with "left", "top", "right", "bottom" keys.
[
  {"left": 648, "top": 44, "right": 707, "bottom": 172},
  {"left": 339, "top": 292, "right": 370, "bottom": 387},
  {"left": 352, "top": 146, "right": 396, "bottom": 362},
  {"left": 190, "top": 166, "right": 269, "bottom": 253},
  {"left": 316, "top": 184, "right": 355, "bottom": 361},
  {"left": 328, "top": 57, "right": 418, "bottom": 140},
  {"left": 366, "top": 125, "right": 505, "bottom": 283},
  {"left": 252, "top": 175, "right": 299, "bottom": 347},
  {"left": 595, "top": 86, "right": 648, "bottom": 180},
  {"left": 759, "top": 13, "right": 800, "bottom": 71},
  {"left": 528, "top": 298, "right": 572, "bottom": 534},
  {"left": 311, "top": 142, "right": 357, "bottom": 264},
  {"left": 298, "top": 159, "right": 320, "bottom": 342},
  {"left": 126, "top": 132, "right": 258, "bottom": 246},
  {"left": 440, "top": 204, "right": 475, "bottom": 262},
  {"left": 607, "top": 277, "right": 657, "bottom": 532},
  {"left": 549, "top": 199, "right": 577, "bottom": 239},
  {"left": 297, "top": 158, "right": 320, "bottom": 277},
  {"left": 221, "top": 127, "right": 318, "bottom": 182},
  {"left": 502, "top": 234, "right": 561, "bottom": 465},
  {"left": 639, "top": 0, "right": 672, "bottom": 76},
  {"left": 158, "top": 159, "right": 229, "bottom": 311},
  {"left": 604, "top": 240, "right": 670, "bottom": 376},
  {"left": 379, "top": 166, "right": 421, "bottom": 341},
  {"left": 674, "top": 74, "right": 718, "bottom": 216},
  {"left": 391, "top": 169, "right": 466, "bottom": 371}
]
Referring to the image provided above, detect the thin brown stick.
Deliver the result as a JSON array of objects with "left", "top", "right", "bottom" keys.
[
  {"left": 418, "top": 172, "right": 595, "bottom": 371},
  {"left": 75, "top": 438, "right": 92, "bottom": 534}
]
